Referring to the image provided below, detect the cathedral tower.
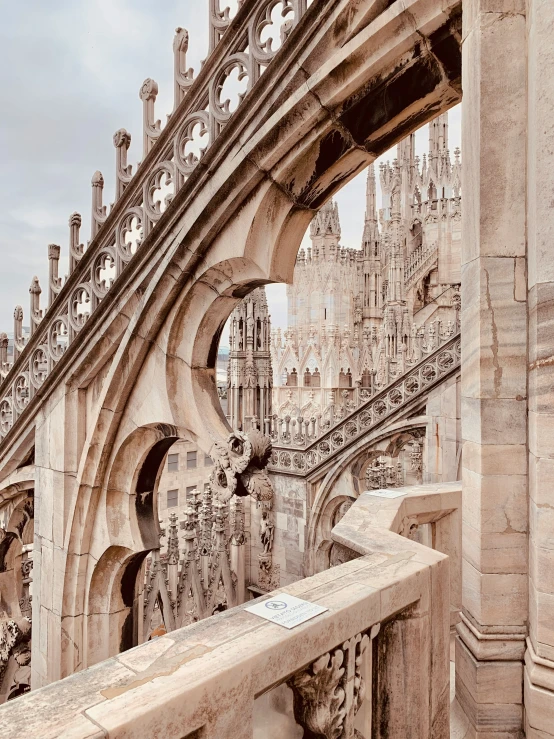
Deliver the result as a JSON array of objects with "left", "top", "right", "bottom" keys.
[
  {"left": 227, "top": 287, "right": 272, "bottom": 430},
  {"left": 362, "top": 164, "right": 383, "bottom": 331}
]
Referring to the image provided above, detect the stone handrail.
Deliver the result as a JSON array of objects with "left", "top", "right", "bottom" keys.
[
  {"left": 0, "top": 0, "right": 313, "bottom": 445},
  {"left": 333, "top": 481, "right": 462, "bottom": 629},
  {"left": 0, "top": 484, "right": 451, "bottom": 738},
  {"left": 268, "top": 329, "right": 460, "bottom": 474},
  {"left": 405, "top": 240, "right": 438, "bottom": 285}
]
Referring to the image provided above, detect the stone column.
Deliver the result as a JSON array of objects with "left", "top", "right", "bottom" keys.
[
  {"left": 525, "top": 1, "right": 554, "bottom": 734},
  {"left": 457, "top": 1, "right": 528, "bottom": 735}
]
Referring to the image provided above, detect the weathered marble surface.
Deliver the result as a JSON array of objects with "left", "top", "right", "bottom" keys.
[{"left": 0, "top": 486, "right": 452, "bottom": 739}]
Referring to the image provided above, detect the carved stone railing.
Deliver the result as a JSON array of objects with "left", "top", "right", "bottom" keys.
[
  {"left": 0, "top": 0, "right": 312, "bottom": 445},
  {"left": 405, "top": 240, "right": 438, "bottom": 286},
  {"left": 333, "top": 481, "right": 462, "bottom": 632},
  {"left": 267, "top": 320, "right": 459, "bottom": 447},
  {"left": 268, "top": 331, "right": 460, "bottom": 475},
  {"left": 0, "top": 487, "right": 451, "bottom": 738}
]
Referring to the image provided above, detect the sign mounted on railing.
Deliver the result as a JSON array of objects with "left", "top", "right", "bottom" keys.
[
  {"left": 245, "top": 593, "right": 328, "bottom": 629},
  {"left": 363, "top": 489, "right": 406, "bottom": 499}
]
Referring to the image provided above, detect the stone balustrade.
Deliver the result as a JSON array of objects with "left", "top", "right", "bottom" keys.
[
  {"left": 0, "top": 482, "right": 456, "bottom": 738},
  {"left": 332, "top": 481, "right": 462, "bottom": 630},
  {"left": 405, "top": 240, "right": 439, "bottom": 285},
  {"left": 268, "top": 330, "right": 460, "bottom": 474}
]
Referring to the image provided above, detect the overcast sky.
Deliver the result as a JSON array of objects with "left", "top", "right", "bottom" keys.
[{"left": 0, "top": 0, "right": 460, "bottom": 341}]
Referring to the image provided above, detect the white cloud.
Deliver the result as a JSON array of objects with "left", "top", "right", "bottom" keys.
[{"left": 0, "top": 3, "right": 461, "bottom": 343}]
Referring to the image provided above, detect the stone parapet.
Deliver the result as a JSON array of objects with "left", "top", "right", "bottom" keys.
[{"left": 0, "top": 485, "right": 453, "bottom": 738}]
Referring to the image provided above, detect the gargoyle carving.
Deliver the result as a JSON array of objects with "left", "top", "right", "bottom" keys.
[{"left": 209, "top": 429, "right": 273, "bottom": 503}]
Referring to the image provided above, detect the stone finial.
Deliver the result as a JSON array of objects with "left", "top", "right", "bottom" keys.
[
  {"left": 48, "top": 244, "right": 62, "bottom": 307},
  {"left": 113, "top": 128, "right": 131, "bottom": 150},
  {"left": 113, "top": 128, "right": 133, "bottom": 201},
  {"left": 91, "top": 172, "right": 107, "bottom": 240},
  {"left": 173, "top": 27, "right": 194, "bottom": 110},
  {"left": 69, "top": 212, "right": 84, "bottom": 273},
  {"left": 0, "top": 332, "right": 8, "bottom": 369},
  {"left": 167, "top": 511, "right": 180, "bottom": 566},
  {"left": 29, "top": 276, "right": 41, "bottom": 295},
  {"left": 139, "top": 78, "right": 161, "bottom": 158},
  {"left": 139, "top": 78, "right": 158, "bottom": 102},
  {"left": 29, "top": 277, "right": 42, "bottom": 336},
  {"left": 13, "top": 305, "right": 24, "bottom": 361}
]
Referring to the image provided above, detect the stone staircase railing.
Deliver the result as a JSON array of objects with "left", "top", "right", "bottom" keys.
[
  {"left": 405, "top": 240, "right": 438, "bottom": 286},
  {"left": 0, "top": 484, "right": 451, "bottom": 739},
  {"left": 268, "top": 329, "right": 460, "bottom": 475},
  {"left": 0, "top": 0, "right": 312, "bottom": 446}
]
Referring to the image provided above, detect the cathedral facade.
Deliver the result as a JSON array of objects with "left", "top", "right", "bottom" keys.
[{"left": 270, "top": 112, "right": 461, "bottom": 425}]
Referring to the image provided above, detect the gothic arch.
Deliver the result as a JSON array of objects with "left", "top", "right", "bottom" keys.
[
  {"left": 76, "top": 423, "right": 188, "bottom": 670},
  {"left": 0, "top": 492, "right": 34, "bottom": 618},
  {"left": 86, "top": 545, "right": 146, "bottom": 667},
  {"left": 313, "top": 495, "right": 356, "bottom": 573},
  {"left": 37, "top": 0, "right": 461, "bottom": 677},
  {"left": 305, "top": 416, "right": 429, "bottom": 575}
]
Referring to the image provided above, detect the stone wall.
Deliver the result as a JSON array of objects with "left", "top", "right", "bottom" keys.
[
  {"left": 425, "top": 372, "right": 461, "bottom": 483},
  {"left": 262, "top": 473, "right": 307, "bottom": 587}
]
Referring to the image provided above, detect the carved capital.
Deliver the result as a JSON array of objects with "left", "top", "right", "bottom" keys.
[
  {"left": 288, "top": 649, "right": 346, "bottom": 739},
  {"left": 287, "top": 626, "right": 380, "bottom": 739}
]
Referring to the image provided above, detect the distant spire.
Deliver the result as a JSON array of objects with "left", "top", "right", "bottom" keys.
[
  {"left": 365, "top": 164, "right": 377, "bottom": 222},
  {"left": 310, "top": 199, "right": 341, "bottom": 239},
  {"left": 428, "top": 111, "right": 449, "bottom": 159},
  {"left": 362, "top": 165, "right": 379, "bottom": 255}
]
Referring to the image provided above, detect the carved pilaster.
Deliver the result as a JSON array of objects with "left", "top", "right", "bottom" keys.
[{"left": 0, "top": 617, "right": 31, "bottom": 689}]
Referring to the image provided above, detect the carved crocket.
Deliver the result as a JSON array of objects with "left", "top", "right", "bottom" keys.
[{"left": 208, "top": 429, "right": 273, "bottom": 503}]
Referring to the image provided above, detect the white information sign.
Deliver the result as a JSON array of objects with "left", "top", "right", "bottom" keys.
[
  {"left": 245, "top": 593, "right": 328, "bottom": 629},
  {"left": 363, "top": 488, "right": 406, "bottom": 499}
]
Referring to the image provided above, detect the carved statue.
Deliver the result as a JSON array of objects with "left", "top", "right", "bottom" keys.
[
  {"left": 0, "top": 616, "right": 31, "bottom": 688},
  {"left": 260, "top": 511, "right": 274, "bottom": 554}
]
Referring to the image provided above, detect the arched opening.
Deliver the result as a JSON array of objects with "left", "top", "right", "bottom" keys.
[{"left": 86, "top": 425, "right": 226, "bottom": 664}]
